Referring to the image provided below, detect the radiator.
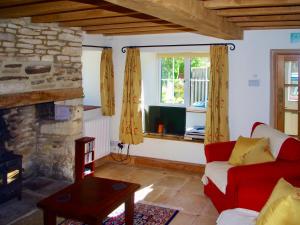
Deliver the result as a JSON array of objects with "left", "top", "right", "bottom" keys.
[{"left": 83, "top": 117, "right": 110, "bottom": 160}]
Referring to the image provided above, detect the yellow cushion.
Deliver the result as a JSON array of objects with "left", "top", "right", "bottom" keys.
[
  {"left": 228, "top": 136, "right": 273, "bottom": 166},
  {"left": 243, "top": 140, "right": 274, "bottom": 165},
  {"left": 256, "top": 178, "right": 300, "bottom": 225}
]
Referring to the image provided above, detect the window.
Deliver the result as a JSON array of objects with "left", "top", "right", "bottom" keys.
[{"left": 159, "top": 54, "right": 210, "bottom": 108}]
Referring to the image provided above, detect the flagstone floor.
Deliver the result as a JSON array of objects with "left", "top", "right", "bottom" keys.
[
  {"left": 5, "top": 161, "right": 218, "bottom": 225},
  {"left": 95, "top": 161, "right": 218, "bottom": 225}
]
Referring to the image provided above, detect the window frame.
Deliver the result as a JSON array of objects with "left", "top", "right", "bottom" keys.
[{"left": 158, "top": 52, "right": 210, "bottom": 108}]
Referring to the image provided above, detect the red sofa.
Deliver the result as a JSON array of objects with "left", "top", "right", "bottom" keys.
[{"left": 203, "top": 122, "right": 300, "bottom": 213}]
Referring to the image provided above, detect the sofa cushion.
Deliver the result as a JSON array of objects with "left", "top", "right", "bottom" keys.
[
  {"left": 217, "top": 208, "right": 258, "bottom": 225},
  {"left": 251, "top": 124, "right": 289, "bottom": 158},
  {"left": 256, "top": 178, "right": 300, "bottom": 224},
  {"left": 256, "top": 178, "right": 300, "bottom": 225},
  {"left": 203, "top": 161, "right": 234, "bottom": 194},
  {"left": 257, "top": 195, "right": 300, "bottom": 225},
  {"left": 228, "top": 136, "right": 274, "bottom": 166},
  {"left": 243, "top": 140, "right": 274, "bottom": 165}
]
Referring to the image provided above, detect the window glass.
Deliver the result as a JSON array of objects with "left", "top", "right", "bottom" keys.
[
  {"left": 190, "top": 57, "right": 210, "bottom": 108},
  {"left": 160, "top": 57, "right": 184, "bottom": 104},
  {"left": 159, "top": 54, "right": 210, "bottom": 107}
]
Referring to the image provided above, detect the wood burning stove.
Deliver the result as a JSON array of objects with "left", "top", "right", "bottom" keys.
[
  {"left": 0, "top": 153, "right": 22, "bottom": 203},
  {"left": 0, "top": 111, "right": 22, "bottom": 204}
]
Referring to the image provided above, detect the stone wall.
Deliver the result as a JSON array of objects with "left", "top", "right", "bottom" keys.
[
  {"left": 0, "top": 17, "right": 82, "bottom": 94},
  {"left": 0, "top": 18, "right": 83, "bottom": 181}
]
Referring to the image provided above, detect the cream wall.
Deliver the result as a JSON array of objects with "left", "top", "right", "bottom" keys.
[{"left": 83, "top": 30, "right": 300, "bottom": 165}]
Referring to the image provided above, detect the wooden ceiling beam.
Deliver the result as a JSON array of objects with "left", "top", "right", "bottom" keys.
[
  {"left": 0, "top": 0, "right": 50, "bottom": 8},
  {"left": 83, "top": 21, "right": 172, "bottom": 31},
  {"left": 228, "top": 14, "right": 300, "bottom": 22},
  {"left": 102, "top": 29, "right": 192, "bottom": 36},
  {"left": 0, "top": 1, "right": 98, "bottom": 18},
  {"left": 72, "top": 0, "right": 243, "bottom": 39},
  {"left": 244, "top": 26, "right": 300, "bottom": 30},
  {"left": 32, "top": 8, "right": 139, "bottom": 23},
  {"left": 60, "top": 16, "right": 161, "bottom": 27},
  {"left": 204, "top": 0, "right": 300, "bottom": 9},
  {"left": 237, "top": 21, "right": 300, "bottom": 27},
  {"left": 217, "top": 6, "right": 300, "bottom": 17},
  {"left": 87, "top": 25, "right": 182, "bottom": 34}
]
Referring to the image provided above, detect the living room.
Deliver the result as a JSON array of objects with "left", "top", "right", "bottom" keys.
[{"left": 0, "top": 1, "right": 300, "bottom": 225}]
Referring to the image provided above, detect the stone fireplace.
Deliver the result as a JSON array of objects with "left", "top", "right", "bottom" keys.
[{"left": 0, "top": 17, "right": 84, "bottom": 181}]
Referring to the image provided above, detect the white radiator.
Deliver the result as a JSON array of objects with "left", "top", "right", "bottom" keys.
[{"left": 83, "top": 116, "right": 110, "bottom": 160}]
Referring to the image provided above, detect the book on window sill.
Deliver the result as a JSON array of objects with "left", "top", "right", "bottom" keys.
[{"left": 184, "top": 134, "right": 205, "bottom": 140}]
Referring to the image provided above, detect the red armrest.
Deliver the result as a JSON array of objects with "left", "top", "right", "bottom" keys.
[
  {"left": 205, "top": 141, "right": 236, "bottom": 163},
  {"left": 228, "top": 161, "right": 300, "bottom": 186}
]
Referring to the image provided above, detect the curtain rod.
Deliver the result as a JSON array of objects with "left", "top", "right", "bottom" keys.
[
  {"left": 82, "top": 45, "right": 112, "bottom": 49},
  {"left": 121, "top": 43, "right": 235, "bottom": 53}
]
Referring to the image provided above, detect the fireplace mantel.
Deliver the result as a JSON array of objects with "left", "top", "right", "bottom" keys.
[{"left": 0, "top": 88, "right": 83, "bottom": 109}]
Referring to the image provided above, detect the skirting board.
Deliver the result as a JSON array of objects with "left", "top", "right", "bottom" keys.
[{"left": 95, "top": 153, "right": 205, "bottom": 174}]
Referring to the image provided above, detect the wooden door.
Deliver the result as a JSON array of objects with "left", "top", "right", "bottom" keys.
[{"left": 273, "top": 51, "right": 300, "bottom": 139}]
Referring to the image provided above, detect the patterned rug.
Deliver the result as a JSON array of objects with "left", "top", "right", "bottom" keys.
[{"left": 60, "top": 202, "right": 179, "bottom": 225}]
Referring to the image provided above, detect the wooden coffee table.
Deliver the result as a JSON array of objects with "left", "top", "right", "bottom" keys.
[{"left": 37, "top": 176, "right": 140, "bottom": 225}]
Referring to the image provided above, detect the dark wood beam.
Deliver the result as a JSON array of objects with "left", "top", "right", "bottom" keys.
[
  {"left": 244, "top": 26, "right": 300, "bottom": 30},
  {"left": 228, "top": 14, "right": 300, "bottom": 22},
  {"left": 87, "top": 25, "right": 182, "bottom": 34},
  {"left": 0, "top": 0, "right": 49, "bottom": 8},
  {"left": 0, "top": 1, "right": 98, "bottom": 18},
  {"left": 217, "top": 6, "right": 300, "bottom": 17},
  {"left": 204, "top": 0, "right": 300, "bottom": 9},
  {"left": 60, "top": 16, "right": 161, "bottom": 27},
  {"left": 102, "top": 29, "right": 192, "bottom": 36},
  {"left": 237, "top": 21, "right": 300, "bottom": 27},
  {"left": 83, "top": 21, "right": 171, "bottom": 31},
  {"left": 32, "top": 8, "right": 139, "bottom": 23},
  {"left": 0, "top": 88, "right": 83, "bottom": 109}
]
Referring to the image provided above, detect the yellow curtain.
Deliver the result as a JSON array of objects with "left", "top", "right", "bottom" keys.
[
  {"left": 119, "top": 48, "right": 144, "bottom": 144},
  {"left": 100, "top": 48, "right": 115, "bottom": 116},
  {"left": 205, "top": 46, "right": 229, "bottom": 145}
]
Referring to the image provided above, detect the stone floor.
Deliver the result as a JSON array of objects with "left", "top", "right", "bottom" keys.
[
  {"left": 1, "top": 177, "right": 70, "bottom": 225},
  {"left": 2, "top": 162, "right": 218, "bottom": 225},
  {"left": 95, "top": 162, "right": 219, "bottom": 225}
]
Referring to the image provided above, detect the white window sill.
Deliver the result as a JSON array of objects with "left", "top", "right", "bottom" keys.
[{"left": 186, "top": 107, "right": 207, "bottom": 113}]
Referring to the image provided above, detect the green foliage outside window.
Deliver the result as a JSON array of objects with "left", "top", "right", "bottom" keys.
[{"left": 160, "top": 56, "right": 210, "bottom": 105}]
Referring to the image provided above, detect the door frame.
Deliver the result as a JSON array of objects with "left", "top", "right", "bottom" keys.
[{"left": 271, "top": 49, "right": 300, "bottom": 136}]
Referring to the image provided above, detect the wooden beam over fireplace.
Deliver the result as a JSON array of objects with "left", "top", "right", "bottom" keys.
[{"left": 0, "top": 88, "right": 83, "bottom": 109}]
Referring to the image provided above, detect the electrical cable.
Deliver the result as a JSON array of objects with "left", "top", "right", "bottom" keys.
[{"left": 110, "top": 143, "right": 131, "bottom": 163}]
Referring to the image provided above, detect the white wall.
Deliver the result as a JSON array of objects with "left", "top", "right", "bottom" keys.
[
  {"left": 229, "top": 30, "right": 300, "bottom": 139},
  {"left": 141, "top": 52, "right": 159, "bottom": 107},
  {"left": 83, "top": 29, "right": 300, "bottom": 165},
  {"left": 81, "top": 35, "right": 111, "bottom": 106}
]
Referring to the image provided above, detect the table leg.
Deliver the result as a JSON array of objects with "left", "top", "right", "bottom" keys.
[
  {"left": 43, "top": 210, "right": 56, "bottom": 225},
  {"left": 125, "top": 194, "right": 134, "bottom": 225}
]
